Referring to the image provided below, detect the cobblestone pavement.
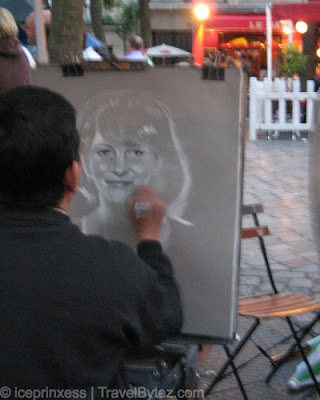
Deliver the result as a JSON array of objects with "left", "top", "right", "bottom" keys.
[{"left": 201, "top": 137, "right": 320, "bottom": 400}]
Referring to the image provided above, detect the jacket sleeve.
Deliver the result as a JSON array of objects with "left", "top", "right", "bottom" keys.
[{"left": 109, "top": 240, "right": 183, "bottom": 348}]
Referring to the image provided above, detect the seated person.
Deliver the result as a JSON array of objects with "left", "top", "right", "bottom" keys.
[
  {"left": 176, "top": 56, "right": 200, "bottom": 68},
  {"left": 0, "top": 86, "right": 183, "bottom": 393},
  {"left": 125, "top": 35, "right": 146, "bottom": 61}
]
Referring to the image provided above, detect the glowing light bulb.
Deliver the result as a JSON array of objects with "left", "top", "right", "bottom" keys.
[
  {"left": 194, "top": 4, "right": 210, "bottom": 21},
  {"left": 283, "top": 25, "right": 291, "bottom": 35},
  {"left": 295, "top": 20, "right": 308, "bottom": 34}
]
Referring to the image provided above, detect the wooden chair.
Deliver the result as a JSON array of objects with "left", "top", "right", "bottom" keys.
[{"left": 204, "top": 203, "right": 320, "bottom": 399}]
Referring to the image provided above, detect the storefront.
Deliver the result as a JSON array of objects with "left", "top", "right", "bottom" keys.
[{"left": 193, "top": 14, "right": 302, "bottom": 77}]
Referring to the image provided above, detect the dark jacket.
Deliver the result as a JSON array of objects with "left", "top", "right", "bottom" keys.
[
  {"left": 0, "top": 207, "right": 182, "bottom": 393},
  {"left": 0, "top": 37, "right": 29, "bottom": 92}
]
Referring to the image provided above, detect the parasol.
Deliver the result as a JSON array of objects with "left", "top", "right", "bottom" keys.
[{"left": 147, "top": 43, "right": 191, "bottom": 58}]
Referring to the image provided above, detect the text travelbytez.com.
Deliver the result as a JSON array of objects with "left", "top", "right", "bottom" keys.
[{"left": 0, "top": 386, "right": 205, "bottom": 399}]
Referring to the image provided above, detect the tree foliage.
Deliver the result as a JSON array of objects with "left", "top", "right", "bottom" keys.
[
  {"left": 281, "top": 45, "right": 307, "bottom": 78},
  {"left": 102, "top": 0, "right": 117, "bottom": 10},
  {"left": 104, "top": 1, "right": 138, "bottom": 52}
]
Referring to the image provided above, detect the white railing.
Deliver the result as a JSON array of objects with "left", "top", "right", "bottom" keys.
[{"left": 249, "top": 77, "right": 318, "bottom": 140}]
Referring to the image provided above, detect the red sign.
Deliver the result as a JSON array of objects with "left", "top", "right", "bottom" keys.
[{"left": 204, "top": 14, "right": 282, "bottom": 31}]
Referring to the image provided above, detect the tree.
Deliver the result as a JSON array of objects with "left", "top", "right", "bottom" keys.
[
  {"left": 301, "top": 22, "right": 320, "bottom": 91},
  {"left": 90, "top": 0, "right": 106, "bottom": 45},
  {"left": 104, "top": 1, "right": 138, "bottom": 53},
  {"left": 281, "top": 45, "right": 307, "bottom": 78},
  {"left": 49, "top": 0, "right": 84, "bottom": 64},
  {"left": 139, "top": 0, "right": 151, "bottom": 48}
]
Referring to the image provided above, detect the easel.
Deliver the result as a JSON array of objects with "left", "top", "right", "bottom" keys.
[{"left": 29, "top": 66, "right": 245, "bottom": 397}]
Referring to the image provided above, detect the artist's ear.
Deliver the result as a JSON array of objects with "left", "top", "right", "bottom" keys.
[{"left": 64, "top": 159, "right": 82, "bottom": 194}]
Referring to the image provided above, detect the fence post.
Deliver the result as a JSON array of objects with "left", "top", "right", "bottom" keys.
[
  {"left": 307, "top": 80, "right": 315, "bottom": 131},
  {"left": 278, "top": 78, "right": 286, "bottom": 124},
  {"left": 249, "top": 77, "right": 258, "bottom": 140},
  {"left": 264, "top": 78, "right": 272, "bottom": 126},
  {"left": 292, "top": 79, "right": 301, "bottom": 126}
]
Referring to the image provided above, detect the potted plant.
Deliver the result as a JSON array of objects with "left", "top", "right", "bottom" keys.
[{"left": 281, "top": 45, "right": 307, "bottom": 89}]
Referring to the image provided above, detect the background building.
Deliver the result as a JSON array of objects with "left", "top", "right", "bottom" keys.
[{"left": 149, "top": 0, "right": 306, "bottom": 75}]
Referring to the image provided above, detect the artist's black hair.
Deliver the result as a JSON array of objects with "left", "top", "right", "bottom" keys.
[{"left": 0, "top": 86, "right": 80, "bottom": 208}]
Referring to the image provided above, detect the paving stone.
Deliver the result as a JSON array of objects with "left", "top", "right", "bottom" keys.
[
  {"left": 298, "top": 265, "right": 320, "bottom": 273},
  {"left": 296, "top": 250, "right": 318, "bottom": 258},
  {"left": 306, "top": 255, "right": 320, "bottom": 263},
  {"left": 240, "top": 268, "right": 269, "bottom": 276},
  {"left": 273, "top": 254, "right": 306, "bottom": 262},
  {"left": 273, "top": 271, "right": 306, "bottom": 279},
  {"left": 239, "top": 276, "right": 261, "bottom": 285},
  {"left": 288, "top": 279, "right": 313, "bottom": 288},
  {"left": 259, "top": 282, "right": 286, "bottom": 292},
  {"left": 286, "top": 259, "right": 315, "bottom": 268}
]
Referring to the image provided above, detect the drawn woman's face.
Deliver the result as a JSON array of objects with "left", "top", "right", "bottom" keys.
[{"left": 89, "top": 132, "right": 158, "bottom": 203}]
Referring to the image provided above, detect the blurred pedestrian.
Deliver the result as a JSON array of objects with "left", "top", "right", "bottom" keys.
[
  {"left": 125, "top": 35, "right": 145, "bottom": 61},
  {"left": 240, "top": 52, "right": 251, "bottom": 77},
  {"left": 314, "top": 71, "right": 320, "bottom": 92},
  {"left": 176, "top": 56, "right": 200, "bottom": 68},
  {"left": 23, "top": 9, "right": 102, "bottom": 61},
  {"left": 225, "top": 55, "right": 236, "bottom": 68},
  {"left": 22, "top": 9, "right": 51, "bottom": 48},
  {"left": 0, "top": 8, "right": 30, "bottom": 92}
]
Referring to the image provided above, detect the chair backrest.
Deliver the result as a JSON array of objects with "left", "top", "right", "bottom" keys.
[{"left": 241, "top": 203, "right": 278, "bottom": 294}]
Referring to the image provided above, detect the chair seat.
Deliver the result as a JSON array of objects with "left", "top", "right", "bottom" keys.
[{"left": 239, "top": 292, "right": 320, "bottom": 318}]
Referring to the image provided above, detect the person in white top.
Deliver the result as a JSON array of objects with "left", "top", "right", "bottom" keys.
[
  {"left": 22, "top": 46, "right": 36, "bottom": 69},
  {"left": 124, "top": 35, "right": 145, "bottom": 61}
]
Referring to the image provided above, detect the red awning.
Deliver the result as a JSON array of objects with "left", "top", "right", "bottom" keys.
[
  {"left": 272, "top": 1, "right": 320, "bottom": 22},
  {"left": 204, "top": 14, "right": 282, "bottom": 31}
]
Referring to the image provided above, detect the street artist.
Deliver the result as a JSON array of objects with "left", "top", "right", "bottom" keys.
[{"left": 0, "top": 86, "right": 183, "bottom": 396}]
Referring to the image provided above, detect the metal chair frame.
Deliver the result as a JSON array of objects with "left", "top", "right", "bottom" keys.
[{"left": 204, "top": 203, "right": 320, "bottom": 399}]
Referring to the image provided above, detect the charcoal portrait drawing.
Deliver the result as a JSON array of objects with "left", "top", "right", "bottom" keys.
[{"left": 71, "top": 90, "right": 192, "bottom": 248}]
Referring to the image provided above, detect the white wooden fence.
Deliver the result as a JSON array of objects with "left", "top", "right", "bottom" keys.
[{"left": 249, "top": 77, "right": 318, "bottom": 140}]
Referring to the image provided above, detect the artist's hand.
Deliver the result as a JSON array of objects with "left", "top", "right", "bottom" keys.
[{"left": 127, "top": 186, "right": 166, "bottom": 243}]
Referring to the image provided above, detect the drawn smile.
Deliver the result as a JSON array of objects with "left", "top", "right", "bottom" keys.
[{"left": 105, "top": 180, "right": 133, "bottom": 187}]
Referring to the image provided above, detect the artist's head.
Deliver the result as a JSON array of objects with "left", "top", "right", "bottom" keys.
[
  {"left": 79, "top": 90, "right": 191, "bottom": 211},
  {"left": 22, "top": 9, "right": 51, "bottom": 46},
  {"left": 0, "top": 86, "right": 80, "bottom": 209},
  {"left": 128, "top": 35, "right": 144, "bottom": 52},
  {"left": 0, "top": 8, "right": 18, "bottom": 40}
]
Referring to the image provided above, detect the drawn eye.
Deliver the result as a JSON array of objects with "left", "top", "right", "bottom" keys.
[
  {"left": 126, "top": 149, "right": 144, "bottom": 158},
  {"left": 97, "top": 149, "right": 114, "bottom": 158}
]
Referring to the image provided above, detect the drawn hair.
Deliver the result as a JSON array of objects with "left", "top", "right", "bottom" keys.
[{"left": 78, "top": 90, "right": 191, "bottom": 220}]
